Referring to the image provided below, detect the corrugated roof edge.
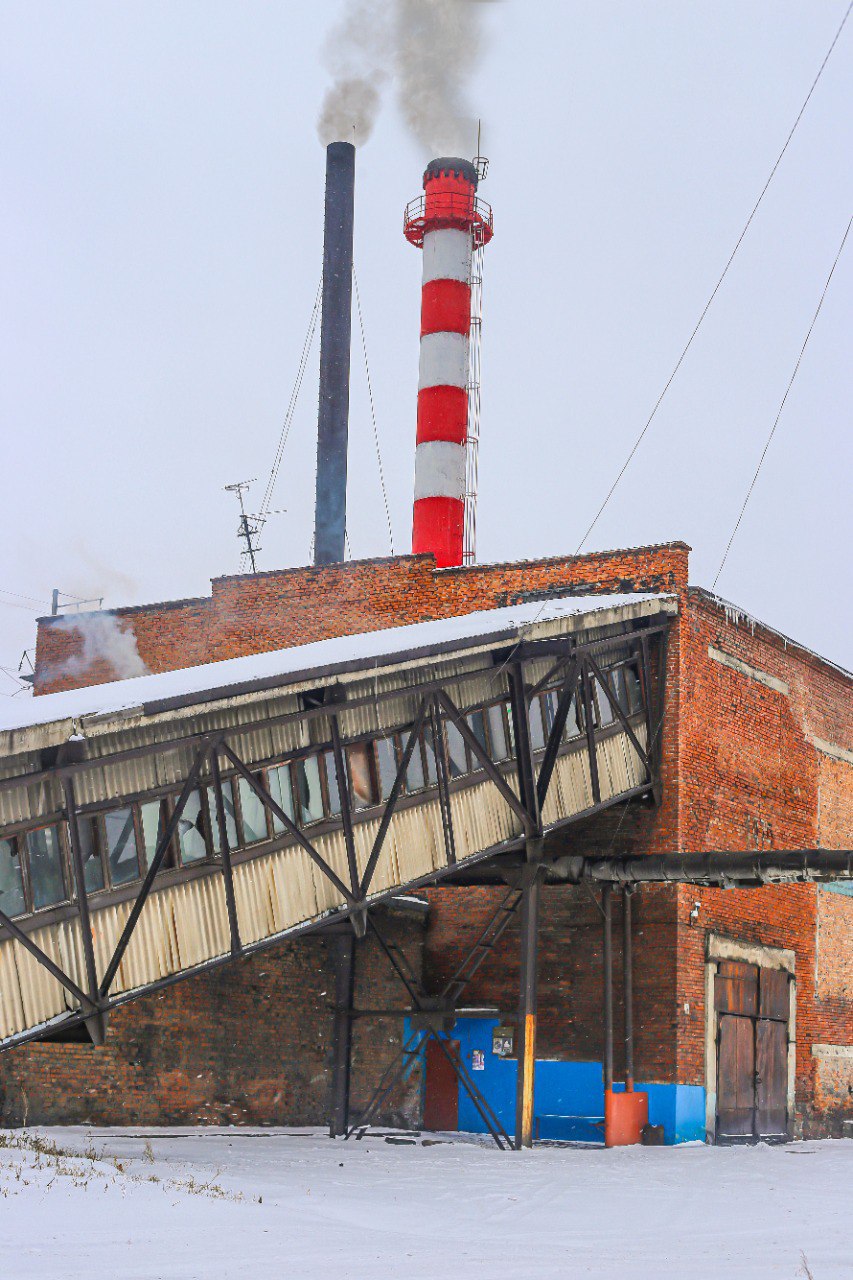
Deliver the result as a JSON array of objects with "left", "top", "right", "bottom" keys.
[{"left": 0, "top": 594, "right": 676, "bottom": 738}]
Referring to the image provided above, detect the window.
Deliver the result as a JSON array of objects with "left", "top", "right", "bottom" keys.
[
  {"left": 323, "top": 751, "right": 342, "bottom": 816},
  {"left": 140, "top": 799, "right": 170, "bottom": 871},
  {"left": 563, "top": 693, "right": 581, "bottom": 739},
  {"left": 624, "top": 665, "right": 643, "bottom": 715},
  {"left": 295, "top": 757, "right": 324, "bottom": 825},
  {"left": 104, "top": 807, "right": 142, "bottom": 883},
  {"left": 78, "top": 816, "right": 104, "bottom": 893},
  {"left": 348, "top": 744, "right": 377, "bottom": 810},
  {"left": 375, "top": 737, "right": 398, "bottom": 800},
  {"left": 175, "top": 793, "right": 207, "bottom": 865},
  {"left": 422, "top": 726, "right": 439, "bottom": 786},
  {"left": 269, "top": 765, "right": 296, "bottom": 834},
  {"left": 487, "top": 704, "right": 509, "bottom": 761},
  {"left": 595, "top": 678, "right": 616, "bottom": 726},
  {"left": 528, "top": 698, "right": 545, "bottom": 751},
  {"left": 0, "top": 837, "right": 25, "bottom": 917},
  {"left": 403, "top": 734, "right": 426, "bottom": 794},
  {"left": 238, "top": 775, "right": 269, "bottom": 844},
  {"left": 206, "top": 782, "right": 240, "bottom": 850},
  {"left": 26, "top": 826, "right": 66, "bottom": 910},
  {"left": 466, "top": 711, "right": 488, "bottom": 771},
  {"left": 444, "top": 720, "right": 468, "bottom": 779},
  {"left": 541, "top": 690, "right": 558, "bottom": 736}
]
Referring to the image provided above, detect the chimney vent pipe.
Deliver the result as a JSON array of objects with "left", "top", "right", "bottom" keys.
[{"left": 314, "top": 141, "right": 355, "bottom": 566}]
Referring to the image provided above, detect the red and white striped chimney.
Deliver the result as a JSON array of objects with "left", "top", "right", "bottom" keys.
[{"left": 404, "top": 158, "right": 493, "bottom": 567}]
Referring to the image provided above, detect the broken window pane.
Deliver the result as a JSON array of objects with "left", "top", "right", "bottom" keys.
[
  {"left": 238, "top": 775, "right": 268, "bottom": 844},
  {"left": 104, "top": 807, "right": 141, "bottom": 883},
  {"left": 175, "top": 792, "right": 207, "bottom": 865},
  {"left": 78, "top": 816, "right": 104, "bottom": 893},
  {"left": 26, "top": 826, "right": 66, "bottom": 910},
  {"left": 0, "top": 837, "right": 25, "bottom": 917},
  {"left": 268, "top": 765, "right": 296, "bottom": 834},
  {"left": 206, "top": 782, "right": 240, "bottom": 851},
  {"left": 295, "top": 757, "right": 324, "bottom": 824}
]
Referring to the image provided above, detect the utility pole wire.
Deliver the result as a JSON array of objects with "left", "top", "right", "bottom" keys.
[
  {"left": 575, "top": 0, "right": 853, "bottom": 555},
  {"left": 712, "top": 213, "right": 851, "bottom": 590},
  {"left": 353, "top": 265, "right": 395, "bottom": 556}
]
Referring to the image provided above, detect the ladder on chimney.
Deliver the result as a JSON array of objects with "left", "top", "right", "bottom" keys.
[{"left": 463, "top": 240, "right": 485, "bottom": 566}]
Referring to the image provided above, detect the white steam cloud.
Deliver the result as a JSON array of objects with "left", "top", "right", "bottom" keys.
[
  {"left": 318, "top": 0, "right": 498, "bottom": 155},
  {"left": 52, "top": 612, "right": 149, "bottom": 683}
]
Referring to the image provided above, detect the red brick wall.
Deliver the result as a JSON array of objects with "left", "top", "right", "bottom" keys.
[
  {"left": 33, "top": 542, "right": 689, "bottom": 693},
  {"left": 0, "top": 912, "right": 425, "bottom": 1129},
  {"left": 672, "top": 590, "right": 853, "bottom": 1134}
]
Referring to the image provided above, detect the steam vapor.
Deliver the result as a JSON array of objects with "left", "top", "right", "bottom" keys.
[
  {"left": 51, "top": 613, "right": 149, "bottom": 683},
  {"left": 317, "top": 0, "right": 498, "bottom": 154}
]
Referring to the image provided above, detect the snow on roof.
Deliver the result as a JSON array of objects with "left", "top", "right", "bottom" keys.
[{"left": 0, "top": 593, "right": 674, "bottom": 736}]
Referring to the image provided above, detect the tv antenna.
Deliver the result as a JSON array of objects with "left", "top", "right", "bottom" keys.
[{"left": 224, "top": 480, "right": 285, "bottom": 574}]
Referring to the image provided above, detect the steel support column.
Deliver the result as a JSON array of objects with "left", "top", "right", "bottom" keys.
[
  {"left": 62, "top": 776, "right": 106, "bottom": 1043},
  {"left": 623, "top": 887, "right": 634, "bottom": 1093},
  {"left": 515, "top": 862, "right": 541, "bottom": 1149},
  {"left": 603, "top": 883, "right": 614, "bottom": 1095},
  {"left": 329, "top": 930, "right": 356, "bottom": 1138}
]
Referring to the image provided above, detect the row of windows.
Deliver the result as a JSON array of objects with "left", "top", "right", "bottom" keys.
[{"left": 0, "top": 661, "right": 644, "bottom": 921}]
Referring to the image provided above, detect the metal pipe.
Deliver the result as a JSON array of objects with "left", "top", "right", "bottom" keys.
[
  {"left": 602, "top": 883, "right": 613, "bottom": 1094},
  {"left": 314, "top": 141, "right": 355, "bottom": 566},
  {"left": 623, "top": 887, "right": 634, "bottom": 1092},
  {"left": 578, "top": 849, "right": 853, "bottom": 886}
]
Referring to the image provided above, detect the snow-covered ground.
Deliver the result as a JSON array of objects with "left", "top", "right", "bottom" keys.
[{"left": 0, "top": 1127, "right": 847, "bottom": 1279}]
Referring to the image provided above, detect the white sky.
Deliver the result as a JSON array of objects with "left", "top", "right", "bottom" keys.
[{"left": 1, "top": 1, "right": 851, "bottom": 695}]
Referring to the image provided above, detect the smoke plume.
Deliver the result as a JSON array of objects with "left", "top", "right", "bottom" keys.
[
  {"left": 317, "top": 0, "right": 498, "bottom": 154},
  {"left": 51, "top": 612, "right": 149, "bottom": 684}
]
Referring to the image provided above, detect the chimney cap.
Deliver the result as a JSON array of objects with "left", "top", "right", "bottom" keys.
[{"left": 423, "top": 156, "right": 479, "bottom": 188}]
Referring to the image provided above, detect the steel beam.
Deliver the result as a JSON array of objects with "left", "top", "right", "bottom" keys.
[
  {"left": 430, "top": 696, "right": 457, "bottom": 866},
  {"left": 99, "top": 744, "right": 209, "bottom": 998},
  {"left": 437, "top": 689, "right": 534, "bottom": 833},
  {"left": 0, "top": 903, "right": 97, "bottom": 1014},
  {"left": 602, "top": 883, "right": 614, "bottom": 1095},
  {"left": 211, "top": 748, "right": 242, "bottom": 957},
  {"left": 360, "top": 699, "right": 429, "bottom": 895},
  {"left": 220, "top": 741, "right": 355, "bottom": 905},
  {"left": 62, "top": 774, "right": 106, "bottom": 1042},
  {"left": 329, "top": 930, "right": 356, "bottom": 1138}
]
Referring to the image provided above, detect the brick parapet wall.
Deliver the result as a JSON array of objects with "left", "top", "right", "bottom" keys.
[{"left": 33, "top": 542, "right": 689, "bottom": 694}]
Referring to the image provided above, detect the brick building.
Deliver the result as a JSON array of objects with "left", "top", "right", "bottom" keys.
[{"left": 2, "top": 541, "right": 851, "bottom": 1142}]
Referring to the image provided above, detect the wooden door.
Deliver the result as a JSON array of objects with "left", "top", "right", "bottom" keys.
[
  {"left": 755, "top": 1019, "right": 788, "bottom": 1137},
  {"left": 423, "top": 1039, "right": 459, "bottom": 1132},
  {"left": 717, "top": 1014, "right": 755, "bottom": 1139},
  {"left": 714, "top": 961, "right": 789, "bottom": 1143}
]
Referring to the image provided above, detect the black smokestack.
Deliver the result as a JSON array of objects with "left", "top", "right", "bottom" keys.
[{"left": 314, "top": 141, "right": 355, "bottom": 566}]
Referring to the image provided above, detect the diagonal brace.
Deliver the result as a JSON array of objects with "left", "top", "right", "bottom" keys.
[
  {"left": 436, "top": 690, "right": 535, "bottom": 834},
  {"left": 221, "top": 741, "right": 355, "bottom": 906},
  {"left": 360, "top": 699, "right": 429, "bottom": 896}
]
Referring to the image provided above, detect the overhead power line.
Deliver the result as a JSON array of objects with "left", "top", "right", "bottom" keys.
[
  {"left": 353, "top": 265, "right": 395, "bottom": 556},
  {"left": 259, "top": 280, "right": 323, "bottom": 520},
  {"left": 574, "top": 0, "right": 853, "bottom": 554},
  {"left": 712, "top": 213, "right": 851, "bottom": 589}
]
